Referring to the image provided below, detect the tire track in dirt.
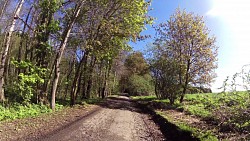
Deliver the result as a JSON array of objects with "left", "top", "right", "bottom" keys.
[{"left": 41, "top": 96, "right": 164, "bottom": 141}]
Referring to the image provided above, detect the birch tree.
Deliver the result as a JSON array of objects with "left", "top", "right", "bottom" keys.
[{"left": 0, "top": 0, "right": 25, "bottom": 101}]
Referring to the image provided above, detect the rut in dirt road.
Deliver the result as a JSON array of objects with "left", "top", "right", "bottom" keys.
[{"left": 41, "top": 96, "right": 165, "bottom": 141}]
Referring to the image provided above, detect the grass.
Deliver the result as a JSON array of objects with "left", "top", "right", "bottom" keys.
[
  {"left": 0, "top": 97, "right": 102, "bottom": 122},
  {"left": 183, "top": 92, "right": 250, "bottom": 119},
  {"left": 0, "top": 103, "right": 64, "bottom": 121},
  {"left": 132, "top": 92, "right": 250, "bottom": 119},
  {"left": 0, "top": 96, "right": 104, "bottom": 122},
  {"left": 132, "top": 94, "right": 219, "bottom": 140},
  {"left": 132, "top": 91, "right": 250, "bottom": 140},
  {"left": 157, "top": 111, "right": 218, "bottom": 141},
  {"left": 131, "top": 95, "right": 157, "bottom": 101}
]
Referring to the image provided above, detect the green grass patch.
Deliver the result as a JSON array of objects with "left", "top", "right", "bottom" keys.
[
  {"left": 0, "top": 103, "right": 64, "bottom": 121},
  {"left": 183, "top": 104, "right": 212, "bottom": 118},
  {"left": 131, "top": 95, "right": 157, "bottom": 101},
  {"left": 157, "top": 111, "right": 218, "bottom": 141},
  {"left": 131, "top": 92, "right": 250, "bottom": 134}
]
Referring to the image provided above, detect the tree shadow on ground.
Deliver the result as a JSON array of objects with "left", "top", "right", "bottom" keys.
[{"left": 98, "top": 97, "right": 199, "bottom": 141}]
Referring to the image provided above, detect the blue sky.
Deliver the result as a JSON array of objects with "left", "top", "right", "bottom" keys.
[{"left": 131, "top": 0, "right": 250, "bottom": 92}]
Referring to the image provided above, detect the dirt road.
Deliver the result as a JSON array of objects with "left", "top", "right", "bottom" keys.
[{"left": 41, "top": 96, "right": 164, "bottom": 141}]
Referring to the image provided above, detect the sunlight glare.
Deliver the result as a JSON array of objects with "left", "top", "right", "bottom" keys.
[{"left": 207, "top": 0, "right": 250, "bottom": 92}]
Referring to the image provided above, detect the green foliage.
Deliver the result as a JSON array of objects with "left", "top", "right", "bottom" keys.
[
  {"left": 120, "top": 51, "right": 154, "bottom": 96},
  {"left": 184, "top": 92, "right": 250, "bottom": 133},
  {"left": 148, "top": 45, "right": 182, "bottom": 104},
  {"left": 157, "top": 111, "right": 218, "bottom": 141},
  {"left": 125, "top": 52, "right": 149, "bottom": 75},
  {"left": 6, "top": 60, "right": 47, "bottom": 104},
  {"left": 35, "top": 0, "right": 61, "bottom": 61},
  {"left": 0, "top": 0, "right": 152, "bottom": 109},
  {"left": 131, "top": 95, "right": 157, "bottom": 101},
  {"left": 126, "top": 74, "right": 154, "bottom": 96},
  {"left": 134, "top": 89, "right": 250, "bottom": 137},
  {"left": 0, "top": 103, "right": 63, "bottom": 121},
  {"left": 149, "top": 8, "right": 218, "bottom": 103}
]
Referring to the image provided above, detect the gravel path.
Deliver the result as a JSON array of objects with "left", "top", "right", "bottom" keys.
[{"left": 41, "top": 96, "right": 164, "bottom": 141}]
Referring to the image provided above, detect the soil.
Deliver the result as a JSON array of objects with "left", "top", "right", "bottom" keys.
[
  {"left": 159, "top": 109, "right": 250, "bottom": 141},
  {"left": 144, "top": 101, "right": 250, "bottom": 141},
  {"left": 0, "top": 96, "right": 165, "bottom": 141}
]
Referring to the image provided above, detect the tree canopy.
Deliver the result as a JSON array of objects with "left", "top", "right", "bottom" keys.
[
  {"left": 149, "top": 8, "right": 218, "bottom": 104},
  {"left": 0, "top": 0, "right": 152, "bottom": 108}
]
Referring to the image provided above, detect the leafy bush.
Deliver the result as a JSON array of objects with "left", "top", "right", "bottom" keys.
[
  {"left": 150, "top": 57, "right": 182, "bottom": 104},
  {"left": 6, "top": 60, "right": 47, "bottom": 105},
  {"left": 126, "top": 74, "right": 154, "bottom": 96}
]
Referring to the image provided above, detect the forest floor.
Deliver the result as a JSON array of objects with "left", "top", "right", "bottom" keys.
[{"left": 0, "top": 96, "right": 173, "bottom": 141}]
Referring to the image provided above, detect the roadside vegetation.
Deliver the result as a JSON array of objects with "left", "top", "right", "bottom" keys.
[
  {"left": 0, "top": 104, "right": 55, "bottom": 121},
  {"left": 0, "top": 0, "right": 152, "bottom": 120},
  {"left": 157, "top": 110, "right": 218, "bottom": 141},
  {"left": 132, "top": 90, "right": 250, "bottom": 140},
  {"left": 0, "top": 97, "right": 104, "bottom": 122}
]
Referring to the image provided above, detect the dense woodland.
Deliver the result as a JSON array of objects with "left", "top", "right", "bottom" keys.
[
  {"left": 0, "top": 0, "right": 218, "bottom": 110},
  {"left": 0, "top": 0, "right": 154, "bottom": 109}
]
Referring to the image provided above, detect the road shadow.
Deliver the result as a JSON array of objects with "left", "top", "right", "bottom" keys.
[{"left": 98, "top": 96, "right": 200, "bottom": 141}]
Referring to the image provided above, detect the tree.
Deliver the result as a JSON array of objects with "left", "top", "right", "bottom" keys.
[
  {"left": 0, "top": 0, "right": 152, "bottom": 108},
  {"left": 148, "top": 44, "right": 181, "bottom": 104},
  {"left": 66, "top": 0, "right": 152, "bottom": 104},
  {"left": 0, "top": 0, "right": 9, "bottom": 21},
  {"left": 153, "top": 8, "right": 218, "bottom": 103},
  {"left": 124, "top": 52, "right": 149, "bottom": 75},
  {"left": 121, "top": 51, "right": 154, "bottom": 96},
  {"left": 0, "top": 0, "right": 25, "bottom": 101},
  {"left": 51, "top": 1, "right": 86, "bottom": 110}
]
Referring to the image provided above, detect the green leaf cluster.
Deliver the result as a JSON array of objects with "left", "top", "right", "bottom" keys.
[
  {"left": 7, "top": 60, "right": 48, "bottom": 105},
  {"left": 0, "top": 104, "right": 59, "bottom": 121}
]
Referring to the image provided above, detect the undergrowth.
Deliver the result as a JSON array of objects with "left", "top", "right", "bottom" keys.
[
  {"left": 157, "top": 111, "right": 218, "bottom": 141},
  {"left": 0, "top": 103, "right": 64, "bottom": 121}
]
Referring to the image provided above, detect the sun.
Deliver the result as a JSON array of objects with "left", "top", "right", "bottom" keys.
[
  {"left": 207, "top": 0, "right": 250, "bottom": 92},
  {"left": 207, "top": 0, "right": 250, "bottom": 30},
  {"left": 207, "top": 0, "right": 250, "bottom": 45}
]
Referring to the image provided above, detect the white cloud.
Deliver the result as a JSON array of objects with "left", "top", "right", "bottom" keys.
[{"left": 207, "top": 0, "right": 250, "bottom": 92}]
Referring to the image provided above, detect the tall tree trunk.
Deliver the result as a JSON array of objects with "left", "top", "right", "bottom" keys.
[
  {"left": 70, "top": 56, "right": 85, "bottom": 105},
  {"left": 17, "top": 6, "right": 32, "bottom": 75},
  {"left": 0, "top": 0, "right": 25, "bottom": 101},
  {"left": 0, "top": 0, "right": 9, "bottom": 22},
  {"left": 50, "top": 1, "right": 85, "bottom": 110},
  {"left": 64, "top": 58, "right": 75, "bottom": 100},
  {"left": 180, "top": 59, "right": 191, "bottom": 103},
  {"left": 86, "top": 57, "right": 96, "bottom": 98},
  {"left": 98, "top": 62, "right": 104, "bottom": 97},
  {"left": 81, "top": 55, "right": 89, "bottom": 100},
  {"left": 102, "top": 64, "right": 111, "bottom": 99}
]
